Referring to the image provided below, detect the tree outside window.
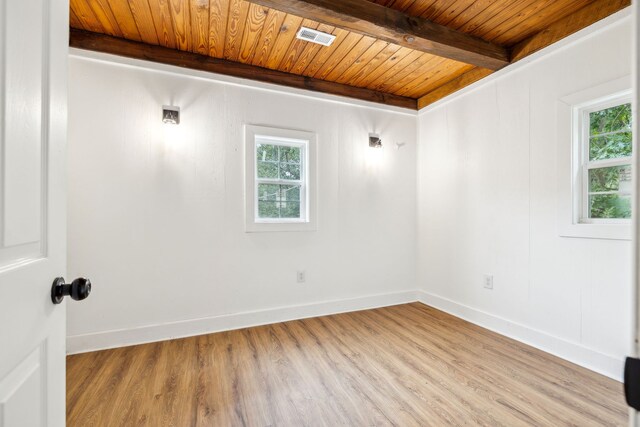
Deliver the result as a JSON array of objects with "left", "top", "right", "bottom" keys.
[{"left": 580, "top": 99, "right": 633, "bottom": 221}]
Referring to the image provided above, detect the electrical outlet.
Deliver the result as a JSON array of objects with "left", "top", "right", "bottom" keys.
[
  {"left": 297, "top": 270, "right": 306, "bottom": 283},
  {"left": 483, "top": 275, "right": 493, "bottom": 290}
]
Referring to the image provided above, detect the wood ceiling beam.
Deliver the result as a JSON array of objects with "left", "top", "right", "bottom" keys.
[
  {"left": 69, "top": 29, "right": 417, "bottom": 110},
  {"left": 417, "top": 0, "right": 631, "bottom": 110},
  {"left": 250, "top": 0, "right": 509, "bottom": 70}
]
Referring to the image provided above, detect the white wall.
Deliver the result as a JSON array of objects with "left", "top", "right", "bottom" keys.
[
  {"left": 417, "top": 12, "right": 632, "bottom": 380},
  {"left": 66, "top": 56, "right": 417, "bottom": 352}
]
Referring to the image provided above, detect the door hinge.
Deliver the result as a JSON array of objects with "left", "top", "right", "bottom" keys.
[{"left": 625, "top": 357, "right": 640, "bottom": 410}]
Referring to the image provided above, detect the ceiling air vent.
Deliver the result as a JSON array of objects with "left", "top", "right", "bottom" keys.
[{"left": 296, "top": 27, "right": 336, "bottom": 46}]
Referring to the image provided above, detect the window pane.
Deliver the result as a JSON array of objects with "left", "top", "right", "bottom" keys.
[
  {"left": 589, "top": 132, "right": 632, "bottom": 161},
  {"left": 589, "top": 194, "right": 631, "bottom": 219},
  {"left": 279, "top": 146, "right": 300, "bottom": 163},
  {"left": 280, "top": 201, "right": 300, "bottom": 218},
  {"left": 588, "top": 165, "right": 632, "bottom": 193},
  {"left": 280, "top": 185, "right": 300, "bottom": 201},
  {"left": 257, "top": 161, "right": 278, "bottom": 179},
  {"left": 257, "top": 184, "right": 302, "bottom": 219},
  {"left": 258, "top": 201, "right": 279, "bottom": 218},
  {"left": 279, "top": 163, "right": 301, "bottom": 180},
  {"left": 257, "top": 184, "right": 279, "bottom": 201},
  {"left": 590, "top": 103, "right": 632, "bottom": 136},
  {"left": 256, "top": 144, "right": 278, "bottom": 161}
]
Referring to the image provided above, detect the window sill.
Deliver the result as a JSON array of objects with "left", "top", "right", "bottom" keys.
[
  {"left": 245, "top": 221, "right": 317, "bottom": 233},
  {"left": 558, "top": 222, "right": 631, "bottom": 240}
]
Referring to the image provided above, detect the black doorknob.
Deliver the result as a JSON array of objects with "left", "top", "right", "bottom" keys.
[{"left": 51, "top": 277, "right": 91, "bottom": 304}]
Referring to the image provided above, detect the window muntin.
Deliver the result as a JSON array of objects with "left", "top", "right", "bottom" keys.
[
  {"left": 254, "top": 136, "right": 308, "bottom": 223},
  {"left": 579, "top": 99, "right": 632, "bottom": 222}
]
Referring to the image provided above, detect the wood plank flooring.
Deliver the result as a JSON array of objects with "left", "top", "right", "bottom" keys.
[{"left": 67, "top": 303, "right": 628, "bottom": 426}]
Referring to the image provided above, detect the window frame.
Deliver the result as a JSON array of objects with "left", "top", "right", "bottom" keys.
[
  {"left": 556, "top": 75, "right": 632, "bottom": 240},
  {"left": 245, "top": 125, "right": 317, "bottom": 232},
  {"left": 577, "top": 95, "right": 633, "bottom": 224},
  {"left": 254, "top": 136, "right": 307, "bottom": 224}
]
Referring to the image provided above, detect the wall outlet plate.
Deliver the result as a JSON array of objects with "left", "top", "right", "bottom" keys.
[
  {"left": 297, "top": 270, "right": 306, "bottom": 283},
  {"left": 483, "top": 275, "right": 493, "bottom": 290}
]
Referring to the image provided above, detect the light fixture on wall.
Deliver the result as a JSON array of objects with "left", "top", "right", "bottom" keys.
[
  {"left": 162, "top": 105, "right": 180, "bottom": 125},
  {"left": 369, "top": 133, "right": 382, "bottom": 148}
]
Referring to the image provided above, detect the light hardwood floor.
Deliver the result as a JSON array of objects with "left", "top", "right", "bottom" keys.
[{"left": 67, "top": 303, "right": 628, "bottom": 426}]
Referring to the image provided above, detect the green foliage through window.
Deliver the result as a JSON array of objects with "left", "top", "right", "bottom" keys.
[
  {"left": 589, "top": 194, "right": 631, "bottom": 219},
  {"left": 256, "top": 142, "right": 304, "bottom": 220},
  {"left": 585, "top": 102, "right": 632, "bottom": 220},
  {"left": 257, "top": 144, "right": 301, "bottom": 181}
]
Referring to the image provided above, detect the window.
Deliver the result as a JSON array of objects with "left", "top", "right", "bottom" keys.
[
  {"left": 557, "top": 76, "right": 633, "bottom": 240},
  {"left": 245, "top": 125, "right": 316, "bottom": 232},
  {"left": 578, "top": 97, "right": 632, "bottom": 222}
]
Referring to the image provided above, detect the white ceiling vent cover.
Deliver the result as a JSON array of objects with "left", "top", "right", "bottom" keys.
[{"left": 296, "top": 27, "right": 336, "bottom": 46}]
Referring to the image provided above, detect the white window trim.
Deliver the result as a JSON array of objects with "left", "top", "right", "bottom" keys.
[
  {"left": 245, "top": 125, "right": 317, "bottom": 232},
  {"left": 557, "top": 75, "right": 632, "bottom": 240}
]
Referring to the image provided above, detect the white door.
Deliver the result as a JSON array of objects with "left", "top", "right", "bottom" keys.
[{"left": 0, "top": 0, "right": 69, "bottom": 425}]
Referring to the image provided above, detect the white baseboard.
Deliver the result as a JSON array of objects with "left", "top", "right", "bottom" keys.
[
  {"left": 416, "top": 290, "right": 624, "bottom": 382},
  {"left": 67, "top": 288, "right": 624, "bottom": 382},
  {"left": 66, "top": 290, "right": 420, "bottom": 355}
]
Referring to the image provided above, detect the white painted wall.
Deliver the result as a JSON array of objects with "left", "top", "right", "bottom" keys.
[
  {"left": 66, "top": 56, "right": 417, "bottom": 352},
  {"left": 417, "top": 12, "right": 633, "bottom": 380}
]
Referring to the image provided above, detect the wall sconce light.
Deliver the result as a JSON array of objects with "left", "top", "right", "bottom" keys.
[
  {"left": 162, "top": 105, "right": 180, "bottom": 125},
  {"left": 369, "top": 133, "right": 382, "bottom": 148}
]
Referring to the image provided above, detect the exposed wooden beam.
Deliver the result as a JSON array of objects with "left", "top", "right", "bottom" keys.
[
  {"left": 250, "top": 0, "right": 509, "bottom": 70},
  {"left": 69, "top": 29, "right": 417, "bottom": 110},
  {"left": 418, "top": 0, "right": 631, "bottom": 109}
]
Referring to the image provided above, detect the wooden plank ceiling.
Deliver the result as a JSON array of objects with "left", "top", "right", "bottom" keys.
[{"left": 69, "top": 0, "right": 630, "bottom": 110}]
